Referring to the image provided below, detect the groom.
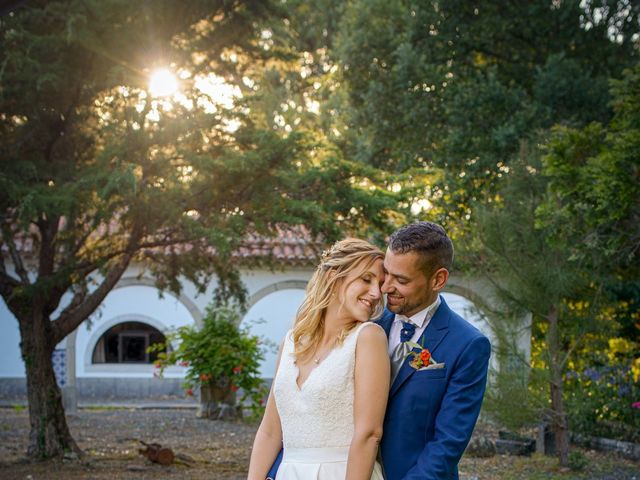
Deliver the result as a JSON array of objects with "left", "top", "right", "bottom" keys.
[{"left": 377, "top": 221, "right": 490, "bottom": 479}]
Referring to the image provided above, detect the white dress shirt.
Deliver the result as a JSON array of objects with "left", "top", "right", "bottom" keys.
[{"left": 387, "top": 296, "right": 442, "bottom": 356}]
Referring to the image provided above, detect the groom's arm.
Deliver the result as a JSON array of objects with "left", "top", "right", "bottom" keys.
[
  {"left": 266, "top": 449, "right": 283, "bottom": 479},
  {"left": 402, "top": 335, "right": 491, "bottom": 480}
]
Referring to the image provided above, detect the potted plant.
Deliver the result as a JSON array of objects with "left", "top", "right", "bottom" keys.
[{"left": 150, "top": 305, "right": 268, "bottom": 420}]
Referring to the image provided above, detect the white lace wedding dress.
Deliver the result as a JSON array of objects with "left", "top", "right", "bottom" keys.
[{"left": 273, "top": 322, "right": 385, "bottom": 480}]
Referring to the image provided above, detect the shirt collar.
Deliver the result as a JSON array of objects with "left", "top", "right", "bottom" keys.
[{"left": 394, "top": 295, "right": 441, "bottom": 329}]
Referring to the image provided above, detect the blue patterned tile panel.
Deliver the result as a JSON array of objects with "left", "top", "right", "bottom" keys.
[{"left": 52, "top": 348, "right": 67, "bottom": 387}]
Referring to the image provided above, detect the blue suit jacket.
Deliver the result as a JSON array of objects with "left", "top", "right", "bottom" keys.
[
  {"left": 266, "top": 449, "right": 282, "bottom": 479},
  {"left": 377, "top": 296, "right": 491, "bottom": 480},
  {"left": 266, "top": 296, "right": 490, "bottom": 480}
]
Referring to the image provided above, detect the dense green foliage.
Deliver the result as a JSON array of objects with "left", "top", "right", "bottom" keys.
[
  {"left": 476, "top": 64, "right": 640, "bottom": 445},
  {"left": 541, "top": 66, "right": 640, "bottom": 292},
  {"left": 336, "top": 0, "right": 639, "bottom": 227},
  {"left": 538, "top": 64, "right": 640, "bottom": 442},
  {"left": 564, "top": 338, "right": 639, "bottom": 443},
  {"left": 0, "top": 0, "right": 400, "bottom": 314},
  {"left": 328, "top": 0, "right": 640, "bottom": 464}
]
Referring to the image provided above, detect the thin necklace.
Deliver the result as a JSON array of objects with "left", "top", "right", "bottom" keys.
[
  {"left": 312, "top": 349, "right": 323, "bottom": 364},
  {"left": 295, "top": 352, "right": 323, "bottom": 365},
  {"left": 313, "top": 336, "right": 338, "bottom": 364}
]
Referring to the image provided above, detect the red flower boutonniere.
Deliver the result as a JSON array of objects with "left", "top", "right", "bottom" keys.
[{"left": 405, "top": 341, "right": 437, "bottom": 370}]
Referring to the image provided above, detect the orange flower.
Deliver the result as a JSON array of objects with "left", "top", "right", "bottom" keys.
[
  {"left": 230, "top": 385, "right": 239, "bottom": 392},
  {"left": 420, "top": 348, "right": 431, "bottom": 365},
  {"left": 199, "top": 373, "right": 211, "bottom": 382},
  {"left": 185, "top": 388, "right": 194, "bottom": 396},
  {"left": 233, "top": 365, "right": 242, "bottom": 373}
]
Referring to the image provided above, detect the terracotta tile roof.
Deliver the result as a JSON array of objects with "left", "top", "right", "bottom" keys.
[
  {"left": 3, "top": 225, "right": 323, "bottom": 267},
  {"left": 236, "top": 226, "right": 323, "bottom": 266}
]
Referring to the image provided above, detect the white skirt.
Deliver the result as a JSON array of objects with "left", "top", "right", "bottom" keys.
[{"left": 275, "top": 446, "right": 384, "bottom": 480}]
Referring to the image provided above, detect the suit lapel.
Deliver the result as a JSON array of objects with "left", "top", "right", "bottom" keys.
[
  {"left": 376, "top": 309, "right": 394, "bottom": 338},
  {"left": 390, "top": 296, "right": 451, "bottom": 397}
]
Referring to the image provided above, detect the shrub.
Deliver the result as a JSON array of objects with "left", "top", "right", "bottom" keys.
[
  {"left": 564, "top": 338, "right": 639, "bottom": 443},
  {"left": 568, "top": 450, "right": 589, "bottom": 471},
  {"left": 149, "top": 305, "right": 268, "bottom": 420}
]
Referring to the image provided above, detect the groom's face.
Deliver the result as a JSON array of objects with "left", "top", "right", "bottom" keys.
[{"left": 382, "top": 248, "right": 435, "bottom": 317}]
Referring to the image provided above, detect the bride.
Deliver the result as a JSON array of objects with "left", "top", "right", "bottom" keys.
[{"left": 247, "top": 238, "right": 389, "bottom": 480}]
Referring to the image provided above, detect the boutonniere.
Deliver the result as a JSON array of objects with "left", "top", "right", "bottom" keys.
[{"left": 405, "top": 341, "right": 437, "bottom": 370}]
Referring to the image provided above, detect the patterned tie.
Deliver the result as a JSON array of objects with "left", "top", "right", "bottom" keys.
[{"left": 390, "top": 321, "right": 416, "bottom": 382}]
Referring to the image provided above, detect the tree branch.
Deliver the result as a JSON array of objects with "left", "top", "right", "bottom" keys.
[
  {"left": 0, "top": 223, "right": 30, "bottom": 285},
  {"left": 37, "top": 215, "right": 59, "bottom": 278},
  {"left": 51, "top": 226, "right": 143, "bottom": 343},
  {"left": 69, "top": 233, "right": 184, "bottom": 275},
  {"left": 480, "top": 267, "right": 533, "bottom": 318},
  {"left": 51, "top": 252, "right": 132, "bottom": 343},
  {"left": 45, "top": 227, "right": 197, "bottom": 320},
  {"left": 67, "top": 224, "right": 95, "bottom": 261},
  {"left": 44, "top": 84, "right": 83, "bottom": 164},
  {"left": 0, "top": 258, "right": 20, "bottom": 300}
]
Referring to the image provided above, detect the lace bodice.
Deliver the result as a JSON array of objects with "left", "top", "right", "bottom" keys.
[{"left": 273, "top": 322, "right": 379, "bottom": 449}]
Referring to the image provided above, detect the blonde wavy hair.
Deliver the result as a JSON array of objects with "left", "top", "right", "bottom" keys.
[{"left": 292, "top": 238, "right": 384, "bottom": 361}]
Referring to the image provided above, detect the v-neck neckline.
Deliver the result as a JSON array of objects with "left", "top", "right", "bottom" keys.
[{"left": 294, "top": 345, "right": 340, "bottom": 391}]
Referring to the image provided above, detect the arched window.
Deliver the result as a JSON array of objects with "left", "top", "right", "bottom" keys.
[{"left": 92, "top": 322, "right": 166, "bottom": 364}]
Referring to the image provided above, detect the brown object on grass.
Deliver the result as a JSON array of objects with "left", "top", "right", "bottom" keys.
[{"left": 138, "top": 440, "right": 175, "bottom": 466}]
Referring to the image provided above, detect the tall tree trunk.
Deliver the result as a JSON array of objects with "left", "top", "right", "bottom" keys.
[
  {"left": 547, "top": 304, "right": 569, "bottom": 467},
  {"left": 19, "top": 309, "right": 80, "bottom": 459}
]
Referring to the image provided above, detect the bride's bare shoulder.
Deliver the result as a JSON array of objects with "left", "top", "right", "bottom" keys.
[{"left": 355, "top": 322, "right": 387, "bottom": 346}]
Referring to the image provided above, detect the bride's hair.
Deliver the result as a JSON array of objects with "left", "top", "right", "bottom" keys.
[{"left": 292, "top": 238, "right": 384, "bottom": 361}]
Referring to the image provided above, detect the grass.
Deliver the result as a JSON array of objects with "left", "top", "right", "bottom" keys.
[{"left": 79, "top": 405, "right": 128, "bottom": 411}]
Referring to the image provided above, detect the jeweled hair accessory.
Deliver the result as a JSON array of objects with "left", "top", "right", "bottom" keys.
[
  {"left": 319, "top": 243, "right": 341, "bottom": 269},
  {"left": 322, "top": 243, "right": 341, "bottom": 259}
]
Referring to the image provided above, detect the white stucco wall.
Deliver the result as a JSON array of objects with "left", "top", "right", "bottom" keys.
[
  {"left": 0, "top": 300, "right": 24, "bottom": 377},
  {"left": 242, "top": 288, "right": 307, "bottom": 379},
  {"left": 0, "top": 265, "right": 316, "bottom": 380}
]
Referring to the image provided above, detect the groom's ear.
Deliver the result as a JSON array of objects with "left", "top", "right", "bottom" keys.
[{"left": 430, "top": 267, "right": 449, "bottom": 291}]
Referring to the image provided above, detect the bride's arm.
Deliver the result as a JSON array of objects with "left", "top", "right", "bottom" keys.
[
  {"left": 247, "top": 342, "right": 284, "bottom": 480},
  {"left": 346, "top": 324, "right": 390, "bottom": 480}
]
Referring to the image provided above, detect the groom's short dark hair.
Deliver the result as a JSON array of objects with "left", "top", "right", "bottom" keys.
[{"left": 388, "top": 221, "right": 454, "bottom": 274}]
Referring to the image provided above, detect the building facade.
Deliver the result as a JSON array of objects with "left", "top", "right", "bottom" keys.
[{"left": 1, "top": 235, "right": 521, "bottom": 404}]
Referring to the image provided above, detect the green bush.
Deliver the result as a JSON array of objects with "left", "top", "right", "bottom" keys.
[
  {"left": 149, "top": 305, "right": 268, "bottom": 420},
  {"left": 564, "top": 340, "right": 639, "bottom": 443},
  {"left": 568, "top": 450, "right": 589, "bottom": 471}
]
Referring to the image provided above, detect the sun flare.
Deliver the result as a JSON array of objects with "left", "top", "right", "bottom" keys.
[{"left": 149, "top": 69, "right": 178, "bottom": 97}]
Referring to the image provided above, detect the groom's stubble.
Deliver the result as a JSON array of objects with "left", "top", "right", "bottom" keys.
[{"left": 382, "top": 249, "right": 436, "bottom": 317}]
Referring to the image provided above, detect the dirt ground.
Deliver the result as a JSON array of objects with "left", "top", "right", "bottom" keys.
[
  {"left": 0, "top": 408, "right": 638, "bottom": 480},
  {"left": 0, "top": 408, "right": 252, "bottom": 479}
]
